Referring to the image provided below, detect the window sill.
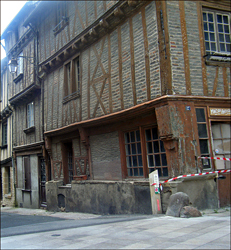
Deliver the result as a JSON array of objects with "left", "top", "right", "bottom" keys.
[
  {"left": 4, "top": 193, "right": 12, "bottom": 199},
  {"left": 204, "top": 52, "right": 231, "bottom": 67},
  {"left": 63, "top": 91, "right": 80, "bottom": 104},
  {"left": 22, "top": 189, "right": 32, "bottom": 192},
  {"left": 23, "top": 126, "right": 35, "bottom": 134},
  {"left": 13, "top": 73, "right": 23, "bottom": 83}
]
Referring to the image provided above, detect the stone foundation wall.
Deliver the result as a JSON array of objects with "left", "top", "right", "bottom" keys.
[{"left": 46, "top": 180, "right": 152, "bottom": 215}]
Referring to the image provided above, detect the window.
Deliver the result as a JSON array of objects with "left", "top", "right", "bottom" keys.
[
  {"left": 145, "top": 127, "right": 168, "bottom": 177},
  {"left": 2, "top": 122, "right": 7, "bottom": 146},
  {"left": 23, "top": 156, "right": 31, "bottom": 190},
  {"left": 211, "top": 122, "right": 231, "bottom": 170},
  {"left": 27, "top": 102, "right": 34, "bottom": 128},
  {"left": 17, "top": 51, "right": 23, "bottom": 75},
  {"left": 63, "top": 57, "right": 80, "bottom": 103},
  {"left": 123, "top": 126, "right": 168, "bottom": 178},
  {"left": 196, "top": 108, "right": 211, "bottom": 169},
  {"left": 203, "top": 9, "right": 231, "bottom": 54},
  {"left": 53, "top": 2, "right": 68, "bottom": 34}
]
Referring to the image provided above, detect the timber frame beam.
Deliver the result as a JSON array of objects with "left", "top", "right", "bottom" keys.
[{"left": 38, "top": 0, "right": 146, "bottom": 75}]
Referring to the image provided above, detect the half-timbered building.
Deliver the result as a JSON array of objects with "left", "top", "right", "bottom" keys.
[
  {"left": 1, "top": 0, "right": 230, "bottom": 213},
  {"left": 1, "top": 1, "right": 48, "bottom": 209},
  {"left": 1, "top": 58, "right": 14, "bottom": 206}
]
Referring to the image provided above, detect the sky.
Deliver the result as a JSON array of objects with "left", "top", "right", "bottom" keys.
[{"left": 1, "top": 1, "right": 27, "bottom": 59}]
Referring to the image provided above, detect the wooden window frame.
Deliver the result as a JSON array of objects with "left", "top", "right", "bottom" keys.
[
  {"left": 63, "top": 56, "right": 80, "bottom": 103},
  {"left": 195, "top": 107, "right": 213, "bottom": 170},
  {"left": 120, "top": 125, "right": 168, "bottom": 179},
  {"left": 2, "top": 122, "right": 7, "bottom": 147},
  {"left": 202, "top": 7, "right": 231, "bottom": 64},
  {"left": 53, "top": 2, "right": 69, "bottom": 35},
  {"left": 27, "top": 101, "right": 34, "bottom": 129}
]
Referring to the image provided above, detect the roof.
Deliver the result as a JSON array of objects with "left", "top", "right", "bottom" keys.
[{"left": 1, "top": 1, "right": 38, "bottom": 40}]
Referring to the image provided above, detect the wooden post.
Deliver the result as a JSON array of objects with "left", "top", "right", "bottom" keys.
[{"left": 149, "top": 170, "right": 162, "bottom": 214}]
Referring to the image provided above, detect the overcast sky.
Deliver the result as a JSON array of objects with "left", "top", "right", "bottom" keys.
[{"left": 1, "top": 1, "right": 27, "bottom": 59}]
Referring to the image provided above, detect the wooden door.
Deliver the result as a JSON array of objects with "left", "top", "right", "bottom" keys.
[{"left": 39, "top": 157, "right": 47, "bottom": 207}]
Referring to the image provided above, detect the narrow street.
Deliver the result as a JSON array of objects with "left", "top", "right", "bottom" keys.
[{"left": 1, "top": 207, "right": 230, "bottom": 249}]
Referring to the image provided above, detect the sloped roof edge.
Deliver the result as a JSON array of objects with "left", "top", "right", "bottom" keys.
[{"left": 1, "top": 1, "right": 37, "bottom": 40}]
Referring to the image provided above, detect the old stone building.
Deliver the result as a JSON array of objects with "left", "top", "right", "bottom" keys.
[{"left": 1, "top": 0, "right": 230, "bottom": 213}]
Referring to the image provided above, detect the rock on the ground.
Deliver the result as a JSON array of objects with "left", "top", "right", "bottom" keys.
[
  {"left": 180, "top": 206, "right": 202, "bottom": 218},
  {"left": 166, "top": 192, "right": 190, "bottom": 217}
]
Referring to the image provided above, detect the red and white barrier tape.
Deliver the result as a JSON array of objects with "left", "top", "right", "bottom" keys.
[
  {"left": 198, "top": 156, "right": 231, "bottom": 161},
  {"left": 151, "top": 169, "right": 231, "bottom": 186}
]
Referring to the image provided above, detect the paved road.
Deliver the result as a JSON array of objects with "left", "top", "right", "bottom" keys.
[{"left": 1, "top": 207, "right": 230, "bottom": 249}]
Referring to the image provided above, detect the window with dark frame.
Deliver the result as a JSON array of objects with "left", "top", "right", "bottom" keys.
[
  {"left": 196, "top": 108, "right": 211, "bottom": 169},
  {"left": 54, "top": 1, "right": 68, "bottom": 34},
  {"left": 203, "top": 8, "right": 231, "bottom": 54},
  {"left": 124, "top": 126, "right": 168, "bottom": 178},
  {"left": 145, "top": 127, "right": 168, "bottom": 177},
  {"left": 2, "top": 122, "right": 7, "bottom": 146},
  {"left": 27, "top": 102, "right": 34, "bottom": 128},
  {"left": 17, "top": 51, "right": 23, "bottom": 76},
  {"left": 63, "top": 56, "right": 80, "bottom": 102}
]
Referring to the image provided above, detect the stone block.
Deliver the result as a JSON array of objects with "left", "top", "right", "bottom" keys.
[
  {"left": 166, "top": 192, "right": 190, "bottom": 217},
  {"left": 180, "top": 206, "right": 202, "bottom": 218}
]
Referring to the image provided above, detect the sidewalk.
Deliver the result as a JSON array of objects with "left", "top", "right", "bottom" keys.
[{"left": 1, "top": 206, "right": 100, "bottom": 220}]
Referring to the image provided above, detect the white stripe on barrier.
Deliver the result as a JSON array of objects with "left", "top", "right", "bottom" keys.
[
  {"left": 198, "top": 156, "right": 231, "bottom": 161},
  {"left": 151, "top": 169, "right": 231, "bottom": 186}
]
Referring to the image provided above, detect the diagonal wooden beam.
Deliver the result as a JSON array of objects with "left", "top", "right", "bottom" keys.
[{"left": 92, "top": 77, "right": 107, "bottom": 117}]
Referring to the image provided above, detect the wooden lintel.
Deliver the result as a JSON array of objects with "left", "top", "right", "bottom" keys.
[{"left": 114, "top": 7, "right": 124, "bottom": 17}]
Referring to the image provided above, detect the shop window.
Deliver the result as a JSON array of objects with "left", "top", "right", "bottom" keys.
[
  {"left": 53, "top": 2, "right": 68, "bottom": 35},
  {"left": 211, "top": 122, "right": 231, "bottom": 170},
  {"left": 23, "top": 157, "right": 31, "bottom": 190},
  {"left": 2, "top": 122, "right": 7, "bottom": 147},
  {"left": 196, "top": 108, "right": 211, "bottom": 169},
  {"left": 123, "top": 126, "right": 168, "bottom": 178},
  {"left": 63, "top": 56, "right": 80, "bottom": 103}
]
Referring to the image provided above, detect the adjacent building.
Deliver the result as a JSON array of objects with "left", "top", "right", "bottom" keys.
[{"left": 1, "top": 0, "right": 230, "bottom": 213}]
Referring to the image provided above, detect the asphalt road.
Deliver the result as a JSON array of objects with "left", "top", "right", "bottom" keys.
[{"left": 1, "top": 211, "right": 152, "bottom": 238}]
